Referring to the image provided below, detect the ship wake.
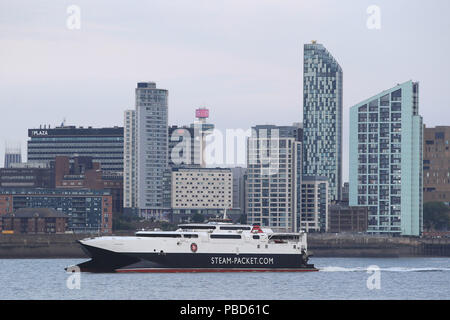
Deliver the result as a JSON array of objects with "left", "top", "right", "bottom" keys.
[{"left": 319, "top": 266, "right": 450, "bottom": 273}]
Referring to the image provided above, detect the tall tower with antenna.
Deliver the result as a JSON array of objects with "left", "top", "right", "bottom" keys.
[{"left": 192, "top": 108, "right": 214, "bottom": 167}]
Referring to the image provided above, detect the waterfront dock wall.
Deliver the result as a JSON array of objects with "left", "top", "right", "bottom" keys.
[{"left": 0, "top": 233, "right": 449, "bottom": 258}]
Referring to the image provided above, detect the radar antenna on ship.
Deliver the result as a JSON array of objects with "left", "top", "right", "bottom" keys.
[{"left": 208, "top": 208, "right": 232, "bottom": 223}]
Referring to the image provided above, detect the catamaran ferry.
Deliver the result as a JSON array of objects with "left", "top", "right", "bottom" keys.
[{"left": 69, "top": 219, "right": 317, "bottom": 273}]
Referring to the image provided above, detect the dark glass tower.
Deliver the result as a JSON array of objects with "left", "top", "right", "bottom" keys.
[{"left": 303, "top": 41, "right": 343, "bottom": 201}]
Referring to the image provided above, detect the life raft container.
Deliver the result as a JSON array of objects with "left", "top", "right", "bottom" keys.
[{"left": 251, "top": 225, "right": 263, "bottom": 233}]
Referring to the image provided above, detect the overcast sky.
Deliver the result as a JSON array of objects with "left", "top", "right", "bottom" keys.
[{"left": 1, "top": 0, "right": 450, "bottom": 181}]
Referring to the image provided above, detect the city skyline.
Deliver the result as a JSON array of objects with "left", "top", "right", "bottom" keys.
[
  {"left": 1, "top": 1, "right": 450, "bottom": 304},
  {"left": 2, "top": 0, "right": 450, "bottom": 184}
]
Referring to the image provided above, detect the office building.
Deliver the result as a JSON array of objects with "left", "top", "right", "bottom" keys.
[
  {"left": 4, "top": 145, "right": 22, "bottom": 168},
  {"left": 170, "top": 167, "right": 232, "bottom": 209},
  {"left": 0, "top": 166, "right": 54, "bottom": 189},
  {"left": 349, "top": 81, "right": 423, "bottom": 236},
  {"left": 165, "top": 167, "right": 234, "bottom": 222},
  {"left": 27, "top": 125, "right": 124, "bottom": 175},
  {"left": 168, "top": 125, "right": 201, "bottom": 167},
  {"left": 246, "top": 124, "right": 302, "bottom": 232},
  {"left": 303, "top": 41, "right": 343, "bottom": 201},
  {"left": 423, "top": 126, "right": 450, "bottom": 203},
  {"left": 300, "top": 176, "right": 329, "bottom": 232}
]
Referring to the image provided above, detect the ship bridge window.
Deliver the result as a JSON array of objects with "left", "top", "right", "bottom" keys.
[
  {"left": 270, "top": 235, "right": 299, "bottom": 241},
  {"left": 210, "top": 234, "right": 241, "bottom": 239},
  {"left": 180, "top": 225, "right": 216, "bottom": 230},
  {"left": 183, "top": 234, "right": 199, "bottom": 238},
  {"left": 252, "top": 235, "right": 260, "bottom": 239},
  {"left": 137, "top": 233, "right": 182, "bottom": 238},
  {"left": 220, "top": 226, "right": 251, "bottom": 231}
]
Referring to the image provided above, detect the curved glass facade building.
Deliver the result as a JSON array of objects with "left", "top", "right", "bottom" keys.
[
  {"left": 349, "top": 81, "right": 423, "bottom": 236},
  {"left": 302, "top": 42, "right": 343, "bottom": 201}
]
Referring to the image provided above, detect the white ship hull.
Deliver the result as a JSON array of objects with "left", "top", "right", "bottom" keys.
[{"left": 70, "top": 223, "right": 317, "bottom": 273}]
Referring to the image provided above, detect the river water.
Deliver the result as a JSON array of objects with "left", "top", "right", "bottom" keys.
[{"left": 0, "top": 257, "right": 449, "bottom": 300}]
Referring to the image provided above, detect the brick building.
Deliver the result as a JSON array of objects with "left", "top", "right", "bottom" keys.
[
  {"left": 54, "top": 156, "right": 103, "bottom": 189},
  {"left": 1, "top": 208, "right": 68, "bottom": 234},
  {"left": 0, "top": 166, "right": 55, "bottom": 189},
  {"left": 0, "top": 195, "right": 12, "bottom": 215},
  {"left": 53, "top": 156, "right": 123, "bottom": 213},
  {"left": 0, "top": 188, "right": 112, "bottom": 234},
  {"left": 328, "top": 203, "right": 368, "bottom": 233},
  {"left": 423, "top": 126, "right": 450, "bottom": 203}
]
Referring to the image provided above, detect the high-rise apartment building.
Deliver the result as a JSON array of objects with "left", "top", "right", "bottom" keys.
[
  {"left": 246, "top": 124, "right": 302, "bottom": 232},
  {"left": 134, "top": 82, "right": 169, "bottom": 218},
  {"left": 168, "top": 125, "right": 201, "bottom": 167},
  {"left": 349, "top": 81, "right": 423, "bottom": 236},
  {"left": 300, "top": 176, "right": 329, "bottom": 232},
  {"left": 342, "top": 182, "right": 349, "bottom": 203},
  {"left": 123, "top": 110, "right": 137, "bottom": 209},
  {"left": 231, "top": 167, "right": 247, "bottom": 214},
  {"left": 303, "top": 41, "right": 343, "bottom": 201},
  {"left": 423, "top": 126, "right": 450, "bottom": 203}
]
